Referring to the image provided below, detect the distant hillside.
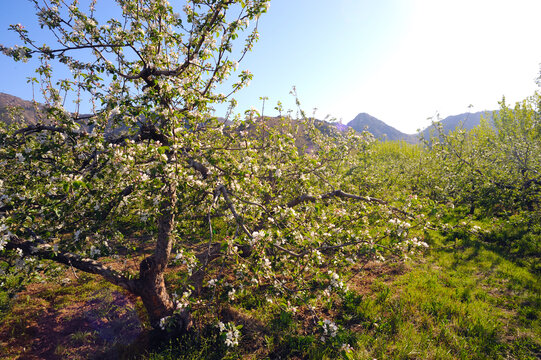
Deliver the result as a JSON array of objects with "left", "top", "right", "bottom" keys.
[
  {"left": 0, "top": 93, "right": 119, "bottom": 136},
  {"left": 242, "top": 116, "right": 350, "bottom": 154},
  {"left": 347, "top": 113, "right": 418, "bottom": 144},
  {"left": 345, "top": 111, "right": 497, "bottom": 143},
  {"left": 0, "top": 92, "right": 498, "bottom": 145},
  {"left": 0, "top": 92, "right": 42, "bottom": 125},
  {"left": 420, "top": 111, "right": 495, "bottom": 139}
]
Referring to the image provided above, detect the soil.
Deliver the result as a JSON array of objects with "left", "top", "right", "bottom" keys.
[
  {"left": 0, "top": 280, "right": 143, "bottom": 360},
  {"left": 0, "top": 259, "right": 407, "bottom": 359}
]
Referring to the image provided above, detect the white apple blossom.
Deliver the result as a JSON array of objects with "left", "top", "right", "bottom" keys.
[
  {"left": 217, "top": 322, "right": 240, "bottom": 347},
  {"left": 228, "top": 288, "right": 236, "bottom": 300},
  {"left": 321, "top": 319, "right": 338, "bottom": 340},
  {"left": 89, "top": 245, "right": 101, "bottom": 258},
  {"left": 159, "top": 316, "right": 171, "bottom": 330}
]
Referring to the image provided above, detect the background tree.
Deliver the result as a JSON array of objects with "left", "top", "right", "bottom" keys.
[
  {"left": 420, "top": 94, "right": 541, "bottom": 267},
  {"left": 426, "top": 94, "right": 541, "bottom": 215}
]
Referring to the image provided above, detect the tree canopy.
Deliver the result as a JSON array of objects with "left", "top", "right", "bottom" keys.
[{"left": 0, "top": 0, "right": 432, "bottom": 342}]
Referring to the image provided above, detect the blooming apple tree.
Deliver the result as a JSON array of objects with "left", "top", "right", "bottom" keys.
[{"left": 0, "top": 0, "right": 430, "bottom": 335}]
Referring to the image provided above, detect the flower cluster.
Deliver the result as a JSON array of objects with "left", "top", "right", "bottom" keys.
[
  {"left": 89, "top": 245, "right": 101, "bottom": 258},
  {"left": 174, "top": 250, "right": 198, "bottom": 275},
  {"left": 0, "top": 45, "right": 31, "bottom": 62},
  {"left": 217, "top": 321, "right": 241, "bottom": 347},
  {"left": 172, "top": 289, "right": 191, "bottom": 309},
  {"left": 320, "top": 319, "right": 338, "bottom": 341},
  {"left": 328, "top": 271, "right": 344, "bottom": 290},
  {"left": 398, "top": 237, "right": 429, "bottom": 255},
  {"left": 409, "top": 237, "right": 429, "bottom": 248},
  {"left": 340, "top": 343, "right": 353, "bottom": 353},
  {"left": 389, "top": 218, "right": 411, "bottom": 237},
  {"left": 0, "top": 224, "right": 13, "bottom": 251},
  {"left": 159, "top": 316, "right": 171, "bottom": 330}
]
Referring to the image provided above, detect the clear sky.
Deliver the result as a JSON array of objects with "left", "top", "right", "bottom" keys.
[{"left": 1, "top": 0, "right": 541, "bottom": 133}]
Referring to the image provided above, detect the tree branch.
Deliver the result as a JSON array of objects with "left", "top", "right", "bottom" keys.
[
  {"left": 218, "top": 184, "right": 252, "bottom": 238},
  {"left": 13, "top": 124, "right": 73, "bottom": 137},
  {"left": 287, "top": 189, "right": 411, "bottom": 217},
  {"left": 33, "top": 43, "right": 128, "bottom": 56},
  {"left": 5, "top": 238, "right": 136, "bottom": 292}
]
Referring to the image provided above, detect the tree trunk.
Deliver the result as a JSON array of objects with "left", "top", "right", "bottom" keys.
[
  {"left": 133, "top": 183, "right": 192, "bottom": 331},
  {"left": 136, "top": 268, "right": 175, "bottom": 327}
]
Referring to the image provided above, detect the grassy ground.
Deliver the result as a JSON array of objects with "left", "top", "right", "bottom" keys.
[
  {"left": 1, "top": 229, "right": 539, "bottom": 359},
  {"left": 142, "top": 231, "right": 540, "bottom": 360},
  {"left": 349, "top": 239, "right": 540, "bottom": 359}
]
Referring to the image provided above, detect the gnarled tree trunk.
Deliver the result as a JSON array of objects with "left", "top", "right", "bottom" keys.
[{"left": 133, "top": 184, "right": 192, "bottom": 331}]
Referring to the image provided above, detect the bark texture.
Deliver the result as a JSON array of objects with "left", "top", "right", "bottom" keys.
[{"left": 133, "top": 184, "right": 192, "bottom": 331}]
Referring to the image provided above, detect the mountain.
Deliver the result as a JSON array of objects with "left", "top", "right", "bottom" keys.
[
  {"left": 345, "top": 111, "right": 497, "bottom": 143},
  {"left": 420, "top": 111, "right": 494, "bottom": 139},
  {"left": 0, "top": 92, "right": 42, "bottom": 125},
  {"left": 347, "top": 113, "right": 418, "bottom": 144},
  {"left": 0, "top": 92, "right": 497, "bottom": 144}
]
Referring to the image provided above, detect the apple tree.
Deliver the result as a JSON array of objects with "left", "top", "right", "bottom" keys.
[{"left": 0, "top": 0, "right": 430, "bottom": 336}]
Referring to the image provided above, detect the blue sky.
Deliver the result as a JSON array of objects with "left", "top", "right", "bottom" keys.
[{"left": 1, "top": 0, "right": 541, "bottom": 133}]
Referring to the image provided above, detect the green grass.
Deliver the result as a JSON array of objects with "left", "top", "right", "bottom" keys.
[
  {"left": 144, "top": 229, "right": 540, "bottom": 360},
  {"left": 345, "top": 234, "right": 541, "bottom": 360}
]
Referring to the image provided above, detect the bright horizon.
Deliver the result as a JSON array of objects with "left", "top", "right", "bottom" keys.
[{"left": 1, "top": 0, "right": 541, "bottom": 134}]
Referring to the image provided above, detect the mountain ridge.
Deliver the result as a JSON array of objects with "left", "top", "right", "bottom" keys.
[
  {"left": 0, "top": 92, "right": 43, "bottom": 125},
  {"left": 0, "top": 92, "right": 495, "bottom": 142},
  {"left": 346, "top": 110, "right": 495, "bottom": 143},
  {"left": 346, "top": 112, "right": 418, "bottom": 144}
]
